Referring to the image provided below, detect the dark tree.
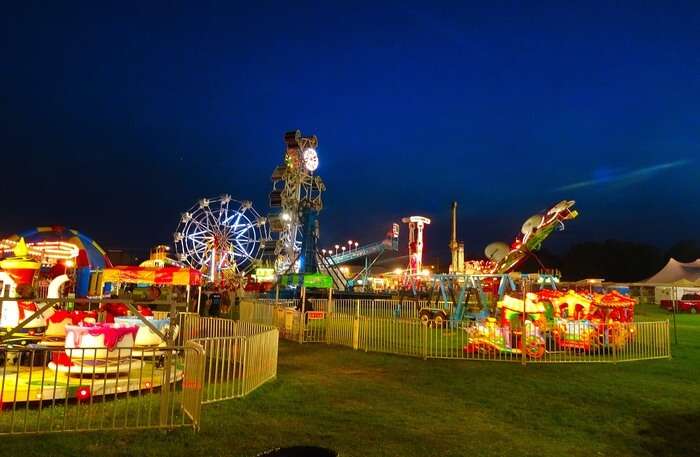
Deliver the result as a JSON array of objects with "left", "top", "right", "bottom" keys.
[
  {"left": 560, "top": 240, "right": 665, "bottom": 282},
  {"left": 665, "top": 240, "right": 700, "bottom": 263},
  {"left": 520, "top": 248, "right": 562, "bottom": 273}
]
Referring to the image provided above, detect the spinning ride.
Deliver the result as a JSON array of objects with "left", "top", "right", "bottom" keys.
[
  {"left": 484, "top": 200, "right": 578, "bottom": 274},
  {"left": 174, "top": 195, "right": 269, "bottom": 282},
  {"left": 266, "top": 130, "right": 325, "bottom": 274}
]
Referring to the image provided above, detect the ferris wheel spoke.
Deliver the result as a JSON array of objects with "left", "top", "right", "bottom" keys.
[
  {"left": 219, "top": 201, "right": 228, "bottom": 224},
  {"left": 230, "top": 243, "right": 250, "bottom": 258},
  {"left": 231, "top": 227, "right": 254, "bottom": 242},
  {"left": 175, "top": 196, "right": 269, "bottom": 274},
  {"left": 184, "top": 229, "right": 208, "bottom": 238},
  {"left": 187, "top": 217, "right": 213, "bottom": 234},
  {"left": 235, "top": 237, "right": 256, "bottom": 253},
  {"left": 187, "top": 237, "right": 210, "bottom": 248}
]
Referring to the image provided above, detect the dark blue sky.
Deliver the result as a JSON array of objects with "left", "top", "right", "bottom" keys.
[{"left": 2, "top": 1, "right": 699, "bottom": 263}]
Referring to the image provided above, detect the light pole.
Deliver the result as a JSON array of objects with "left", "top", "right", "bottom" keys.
[
  {"left": 341, "top": 246, "right": 346, "bottom": 254},
  {"left": 354, "top": 241, "right": 359, "bottom": 251},
  {"left": 348, "top": 240, "right": 353, "bottom": 252},
  {"left": 334, "top": 244, "right": 340, "bottom": 256},
  {"left": 322, "top": 249, "right": 327, "bottom": 256}
]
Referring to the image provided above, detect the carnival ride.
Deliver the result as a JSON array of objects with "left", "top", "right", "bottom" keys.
[
  {"left": 402, "top": 216, "right": 431, "bottom": 277},
  {"left": 463, "top": 288, "right": 637, "bottom": 358},
  {"left": 464, "top": 293, "right": 549, "bottom": 359},
  {"left": 265, "top": 130, "right": 325, "bottom": 275},
  {"left": 0, "top": 235, "right": 201, "bottom": 403},
  {"left": 1, "top": 226, "right": 112, "bottom": 297},
  {"left": 322, "top": 224, "right": 400, "bottom": 291},
  {"left": 173, "top": 195, "right": 269, "bottom": 283},
  {"left": 411, "top": 200, "right": 577, "bottom": 322}
]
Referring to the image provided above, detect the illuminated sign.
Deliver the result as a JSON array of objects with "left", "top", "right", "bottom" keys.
[
  {"left": 255, "top": 268, "right": 276, "bottom": 282},
  {"left": 307, "top": 311, "right": 325, "bottom": 320}
]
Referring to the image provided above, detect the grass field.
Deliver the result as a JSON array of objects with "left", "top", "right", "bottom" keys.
[{"left": 2, "top": 303, "right": 698, "bottom": 457}]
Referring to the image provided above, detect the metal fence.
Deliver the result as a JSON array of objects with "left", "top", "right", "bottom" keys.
[
  {"left": 244, "top": 299, "right": 671, "bottom": 364},
  {"left": 0, "top": 303, "right": 279, "bottom": 435},
  {"left": 180, "top": 317, "right": 279, "bottom": 404},
  {"left": 309, "top": 298, "right": 455, "bottom": 319},
  {"left": 0, "top": 344, "right": 203, "bottom": 435}
]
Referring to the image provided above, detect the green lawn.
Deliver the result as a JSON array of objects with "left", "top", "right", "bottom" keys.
[{"left": 3, "top": 303, "right": 699, "bottom": 457}]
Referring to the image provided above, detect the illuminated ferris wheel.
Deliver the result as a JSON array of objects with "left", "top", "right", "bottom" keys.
[{"left": 173, "top": 195, "right": 269, "bottom": 280}]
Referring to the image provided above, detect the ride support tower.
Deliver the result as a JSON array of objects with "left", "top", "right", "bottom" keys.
[
  {"left": 401, "top": 216, "right": 431, "bottom": 276},
  {"left": 266, "top": 130, "right": 325, "bottom": 274}
]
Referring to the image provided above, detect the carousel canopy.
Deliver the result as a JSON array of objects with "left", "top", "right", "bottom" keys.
[
  {"left": 7, "top": 226, "right": 112, "bottom": 269},
  {"left": 102, "top": 266, "right": 202, "bottom": 286},
  {"left": 643, "top": 258, "right": 700, "bottom": 284}
]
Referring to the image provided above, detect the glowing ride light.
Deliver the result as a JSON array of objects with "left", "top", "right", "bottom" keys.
[
  {"left": 302, "top": 147, "right": 319, "bottom": 171},
  {"left": 76, "top": 386, "right": 91, "bottom": 400},
  {"left": 0, "top": 239, "right": 79, "bottom": 262}
]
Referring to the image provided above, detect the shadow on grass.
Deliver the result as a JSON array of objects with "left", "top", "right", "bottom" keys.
[
  {"left": 258, "top": 446, "right": 337, "bottom": 457},
  {"left": 639, "top": 411, "right": 700, "bottom": 456}
]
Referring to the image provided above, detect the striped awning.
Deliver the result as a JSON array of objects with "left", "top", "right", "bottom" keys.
[{"left": 102, "top": 266, "right": 202, "bottom": 286}]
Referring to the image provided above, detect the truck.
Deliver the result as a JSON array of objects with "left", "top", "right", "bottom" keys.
[{"left": 660, "top": 293, "right": 700, "bottom": 313}]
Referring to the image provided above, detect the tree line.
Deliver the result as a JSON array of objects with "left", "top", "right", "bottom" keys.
[{"left": 520, "top": 240, "right": 700, "bottom": 283}]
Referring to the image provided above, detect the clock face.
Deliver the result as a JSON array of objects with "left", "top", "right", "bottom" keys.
[{"left": 303, "top": 148, "right": 319, "bottom": 171}]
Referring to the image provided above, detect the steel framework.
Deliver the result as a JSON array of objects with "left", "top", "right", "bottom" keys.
[{"left": 266, "top": 130, "right": 325, "bottom": 273}]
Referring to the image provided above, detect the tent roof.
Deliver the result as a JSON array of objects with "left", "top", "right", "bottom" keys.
[{"left": 643, "top": 258, "right": 700, "bottom": 284}]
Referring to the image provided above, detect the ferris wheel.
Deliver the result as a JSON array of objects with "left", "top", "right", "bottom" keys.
[{"left": 173, "top": 195, "right": 269, "bottom": 280}]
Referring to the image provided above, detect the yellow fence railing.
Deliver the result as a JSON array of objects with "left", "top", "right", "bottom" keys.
[
  {"left": 177, "top": 314, "right": 279, "bottom": 404},
  {"left": 244, "top": 300, "right": 671, "bottom": 364},
  {"left": 0, "top": 310, "right": 278, "bottom": 436},
  {"left": 0, "top": 345, "right": 204, "bottom": 435}
]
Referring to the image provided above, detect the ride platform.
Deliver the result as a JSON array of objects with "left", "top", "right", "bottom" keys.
[{"left": 0, "top": 358, "right": 183, "bottom": 403}]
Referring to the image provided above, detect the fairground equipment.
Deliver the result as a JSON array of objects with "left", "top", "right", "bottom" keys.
[
  {"left": 174, "top": 195, "right": 269, "bottom": 282},
  {"left": 402, "top": 216, "right": 431, "bottom": 276},
  {"left": 1, "top": 226, "right": 112, "bottom": 297},
  {"left": 415, "top": 272, "right": 560, "bottom": 326},
  {"left": 322, "top": 224, "right": 400, "bottom": 291},
  {"left": 265, "top": 130, "right": 325, "bottom": 274},
  {"left": 449, "top": 201, "right": 465, "bottom": 273},
  {"left": 485, "top": 200, "right": 578, "bottom": 274}
]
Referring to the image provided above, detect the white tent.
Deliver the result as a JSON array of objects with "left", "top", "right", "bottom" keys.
[
  {"left": 644, "top": 258, "right": 700, "bottom": 284},
  {"left": 643, "top": 258, "right": 700, "bottom": 303}
]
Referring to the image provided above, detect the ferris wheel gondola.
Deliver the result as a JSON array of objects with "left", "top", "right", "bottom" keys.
[{"left": 173, "top": 195, "right": 269, "bottom": 281}]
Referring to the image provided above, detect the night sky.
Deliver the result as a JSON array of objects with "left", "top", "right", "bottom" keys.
[{"left": 2, "top": 2, "right": 699, "bottom": 265}]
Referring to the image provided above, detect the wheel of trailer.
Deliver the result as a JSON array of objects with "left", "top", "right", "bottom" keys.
[
  {"left": 433, "top": 311, "right": 448, "bottom": 329},
  {"left": 418, "top": 309, "right": 432, "bottom": 326},
  {"left": 691, "top": 307, "right": 697, "bottom": 314},
  {"left": 524, "top": 336, "right": 545, "bottom": 359}
]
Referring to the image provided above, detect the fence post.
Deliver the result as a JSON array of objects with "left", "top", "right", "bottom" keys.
[
  {"left": 612, "top": 326, "right": 618, "bottom": 364},
  {"left": 422, "top": 321, "right": 428, "bottom": 360},
  {"left": 352, "top": 299, "right": 360, "bottom": 350},
  {"left": 667, "top": 320, "right": 672, "bottom": 359},
  {"left": 326, "top": 288, "right": 333, "bottom": 345},
  {"left": 299, "top": 286, "right": 306, "bottom": 344}
]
